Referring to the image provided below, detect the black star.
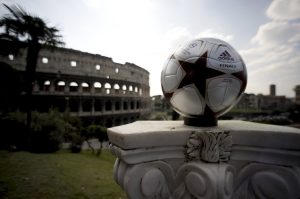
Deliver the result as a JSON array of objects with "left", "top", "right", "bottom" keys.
[{"left": 177, "top": 51, "right": 225, "bottom": 97}]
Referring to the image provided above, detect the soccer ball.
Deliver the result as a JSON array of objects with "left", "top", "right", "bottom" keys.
[{"left": 161, "top": 38, "right": 247, "bottom": 125}]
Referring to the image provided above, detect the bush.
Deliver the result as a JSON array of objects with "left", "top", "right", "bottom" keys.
[
  {"left": 69, "top": 133, "right": 83, "bottom": 153},
  {"left": 0, "top": 110, "right": 81, "bottom": 153},
  {"left": 29, "top": 111, "right": 65, "bottom": 153},
  {"left": 83, "top": 124, "right": 108, "bottom": 155},
  {"left": 0, "top": 111, "right": 27, "bottom": 150}
]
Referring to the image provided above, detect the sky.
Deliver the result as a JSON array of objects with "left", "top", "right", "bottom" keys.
[{"left": 0, "top": 0, "right": 299, "bottom": 97}]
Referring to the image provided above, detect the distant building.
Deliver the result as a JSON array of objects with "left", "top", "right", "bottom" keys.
[
  {"left": 235, "top": 85, "right": 292, "bottom": 112},
  {"left": 235, "top": 93, "right": 258, "bottom": 109},
  {"left": 151, "top": 95, "right": 170, "bottom": 112},
  {"left": 0, "top": 40, "right": 151, "bottom": 127},
  {"left": 270, "top": 84, "right": 276, "bottom": 96},
  {"left": 295, "top": 85, "right": 300, "bottom": 105},
  {"left": 257, "top": 94, "right": 291, "bottom": 111}
]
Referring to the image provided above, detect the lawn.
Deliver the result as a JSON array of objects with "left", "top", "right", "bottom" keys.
[{"left": 0, "top": 150, "right": 127, "bottom": 199}]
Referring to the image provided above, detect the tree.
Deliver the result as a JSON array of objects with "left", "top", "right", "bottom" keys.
[
  {"left": 83, "top": 125, "right": 108, "bottom": 156},
  {"left": 0, "top": 4, "right": 64, "bottom": 133}
]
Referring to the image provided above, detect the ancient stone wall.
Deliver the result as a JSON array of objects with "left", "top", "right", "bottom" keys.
[{"left": 0, "top": 44, "right": 151, "bottom": 127}]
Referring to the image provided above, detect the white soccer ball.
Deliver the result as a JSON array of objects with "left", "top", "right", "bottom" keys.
[{"left": 161, "top": 38, "right": 247, "bottom": 120}]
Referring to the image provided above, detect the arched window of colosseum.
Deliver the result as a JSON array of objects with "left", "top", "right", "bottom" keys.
[
  {"left": 95, "top": 64, "right": 101, "bottom": 70},
  {"left": 94, "top": 99, "right": 102, "bottom": 111},
  {"left": 69, "top": 81, "right": 79, "bottom": 92},
  {"left": 43, "top": 80, "right": 51, "bottom": 91},
  {"left": 42, "top": 57, "right": 48, "bottom": 64},
  {"left": 129, "top": 85, "right": 133, "bottom": 92},
  {"left": 114, "top": 84, "right": 120, "bottom": 90},
  {"left": 115, "top": 68, "right": 119, "bottom": 74},
  {"left": 8, "top": 54, "right": 14, "bottom": 61},
  {"left": 139, "top": 88, "right": 143, "bottom": 96},
  {"left": 107, "top": 75, "right": 110, "bottom": 79},
  {"left": 134, "top": 86, "right": 138, "bottom": 93},
  {"left": 56, "top": 81, "right": 65, "bottom": 92},
  {"left": 94, "top": 82, "right": 102, "bottom": 88},
  {"left": 105, "top": 101, "right": 112, "bottom": 111},
  {"left": 104, "top": 83, "right": 111, "bottom": 89},
  {"left": 115, "top": 101, "right": 120, "bottom": 111},
  {"left": 123, "top": 101, "right": 128, "bottom": 110},
  {"left": 122, "top": 85, "right": 127, "bottom": 94},
  {"left": 114, "top": 84, "right": 120, "bottom": 94},
  {"left": 70, "top": 61, "right": 77, "bottom": 67},
  {"left": 105, "top": 83, "right": 111, "bottom": 94},
  {"left": 81, "top": 82, "right": 90, "bottom": 92},
  {"left": 94, "top": 82, "right": 102, "bottom": 93}
]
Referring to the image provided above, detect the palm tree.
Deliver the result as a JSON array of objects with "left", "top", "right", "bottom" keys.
[{"left": 0, "top": 4, "right": 64, "bottom": 134}]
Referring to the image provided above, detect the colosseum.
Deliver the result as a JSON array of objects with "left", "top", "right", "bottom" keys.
[{"left": 0, "top": 42, "right": 151, "bottom": 127}]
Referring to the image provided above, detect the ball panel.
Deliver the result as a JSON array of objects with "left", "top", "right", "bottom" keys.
[
  {"left": 222, "top": 86, "right": 240, "bottom": 107},
  {"left": 174, "top": 40, "right": 204, "bottom": 61},
  {"left": 207, "top": 58, "right": 245, "bottom": 74},
  {"left": 171, "top": 84, "right": 205, "bottom": 116},
  {"left": 165, "top": 59, "right": 180, "bottom": 76},
  {"left": 162, "top": 75, "right": 180, "bottom": 93},
  {"left": 211, "top": 45, "right": 240, "bottom": 63},
  {"left": 176, "top": 64, "right": 184, "bottom": 82},
  {"left": 206, "top": 76, "right": 242, "bottom": 112},
  {"left": 161, "top": 58, "right": 186, "bottom": 93},
  {"left": 174, "top": 39, "right": 214, "bottom": 61}
]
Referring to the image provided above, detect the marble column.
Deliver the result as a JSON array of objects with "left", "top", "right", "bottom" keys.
[{"left": 108, "top": 120, "right": 300, "bottom": 199}]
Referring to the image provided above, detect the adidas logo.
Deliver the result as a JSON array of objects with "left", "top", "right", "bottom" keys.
[{"left": 218, "top": 50, "right": 234, "bottom": 61}]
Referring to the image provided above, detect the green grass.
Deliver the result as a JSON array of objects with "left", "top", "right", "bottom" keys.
[{"left": 0, "top": 150, "right": 127, "bottom": 199}]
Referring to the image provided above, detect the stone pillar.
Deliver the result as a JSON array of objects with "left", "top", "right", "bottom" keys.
[
  {"left": 78, "top": 98, "right": 82, "bottom": 114},
  {"left": 49, "top": 82, "right": 55, "bottom": 93},
  {"left": 65, "top": 84, "right": 70, "bottom": 93},
  {"left": 91, "top": 98, "right": 95, "bottom": 115},
  {"left": 101, "top": 100, "right": 105, "bottom": 113},
  {"left": 108, "top": 121, "right": 300, "bottom": 199}
]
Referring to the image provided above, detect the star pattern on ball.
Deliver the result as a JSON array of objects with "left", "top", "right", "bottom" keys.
[{"left": 177, "top": 51, "right": 225, "bottom": 97}]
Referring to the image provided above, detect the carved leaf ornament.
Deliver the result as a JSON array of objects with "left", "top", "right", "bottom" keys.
[{"left": 185, "top": 131, "right": 232, "bottom": 163}]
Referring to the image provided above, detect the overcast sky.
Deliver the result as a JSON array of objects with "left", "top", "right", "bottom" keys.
[{"left": 1, "top": 0, "right": 299, "bottom": 97}]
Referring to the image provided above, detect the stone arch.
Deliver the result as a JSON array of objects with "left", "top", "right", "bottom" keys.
[
  {"left": 56, "top": 80, "right": 66, "bottom": 92},
  {"left": 114, "top": 84, "right": 120, "bottom": 90},
  {"left": 122, "top": 85, "right": 127, "bottom": 94},
  {"left": 81, "top": 82, "right": 90, "bottom": 92},
  {"left": 114, "top": 84, "right": 120, "bottom": 94},
  {"left": 82, "top": 99, "right": 92, "bottom": 112},
  {"left": 69, "top": 81, "right": 79, "bottom": 92},
  {"left": 69, "top": 98, "right": 79, "bottom": 112},
  {"left": 94, "top": 99, "right": 102, "bottom": 112},
  {"left": 105, "top": 100, "right": 112, "bottom": 111},
  {"left": 129, "top": 85, "right": 133, "bottom": 92},
  {"left": 105, "top": 83, "right": 111, "bottom": 94},
  {"left": 43, "top": 80, "right": 51, "bottom": 91},
  {"left": 94, "top": 82, "right": 102, "bottom": 93},
  {"left": 123, "top": 101, "right": 128, "bottom": 110},
  {"left": 115, "top": 101, "right": 121, "bottom": 111}
]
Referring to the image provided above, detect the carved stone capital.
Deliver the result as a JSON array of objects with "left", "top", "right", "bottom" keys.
[
  {"left": 185, "top": 131, "right": 232, "bottom": 163},
  {"left": 114, "top": 159, "right": 234, "bottom": 199},
  {"left": 108, "top": 121, "right": 300, "bottom": 199}
]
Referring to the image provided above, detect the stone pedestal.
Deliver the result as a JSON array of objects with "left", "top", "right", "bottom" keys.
[{"left": 108, "top": 121, "right": 300, "bottom": 199}]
